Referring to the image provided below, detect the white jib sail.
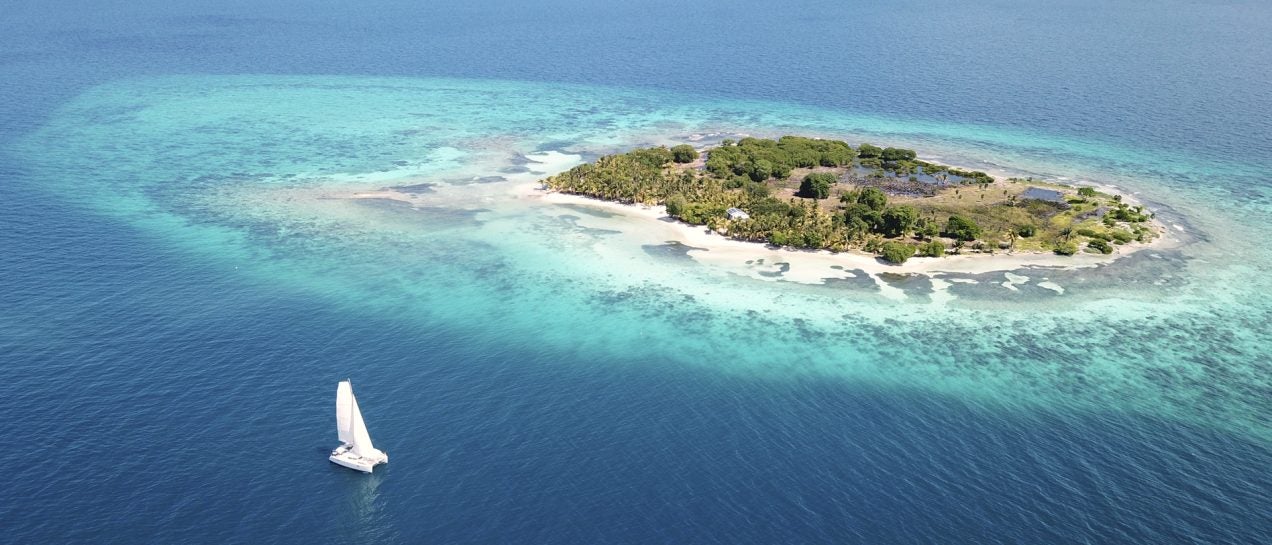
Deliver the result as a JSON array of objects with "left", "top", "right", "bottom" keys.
[
  {"left": 349, "top": 393, "right": 377, "bottom": 457},
  {"left": 336, "top": 380, "right": 354, "bottom": 444}
]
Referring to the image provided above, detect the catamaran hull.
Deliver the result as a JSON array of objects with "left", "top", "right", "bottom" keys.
[
  {"left": 329, "top": 454, "right": 375, "bottom": 473},
  {"left": 329, "top": 445, "right": 388, "bottom": 473}
]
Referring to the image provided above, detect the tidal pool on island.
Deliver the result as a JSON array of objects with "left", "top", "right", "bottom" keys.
[{"left": 17, "top": 74, "right": 1272, "bottom": 441}]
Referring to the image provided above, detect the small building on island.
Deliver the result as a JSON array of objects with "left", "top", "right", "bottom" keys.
[
  {"left": 726, "top": 207, "right": 750, "bottom": 221},
  {"left": 1021, "top": 187, "right": 1066, "bottom": 204}
]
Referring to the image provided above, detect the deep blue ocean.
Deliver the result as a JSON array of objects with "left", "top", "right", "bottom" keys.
[{"left": 3, "top": 1, "right": 1271, "bottom": 543}]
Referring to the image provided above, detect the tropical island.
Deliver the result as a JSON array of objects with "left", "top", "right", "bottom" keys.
[{"left": 541, "top": 136, "right": 1160, "bottom": 264}]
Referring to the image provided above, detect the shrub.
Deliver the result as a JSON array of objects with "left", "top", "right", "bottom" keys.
[
  {"left": 748, "top": 159, "right": 773, "bottom": 182},
  {"left": 1106, "top": 205, "right": 1149, "bottom": 223},
  {"left": 918, "top": 240, "right": 945, "bottom": 257},
  {"left": 880, "top": 205, "right": 919, "bottom": 237},
  {"left": 749, "top": 197, "right": 790, "bottom": 217},
  {"left": 744, "top": 182, "right": 771, "bottom": 199},
  {"left": 1078, "top": 187, "right": 1097, "bottom": 197},
  {"left": 880, "top": 147, "right": 917, "bottom": 161},
  {"left": 879, "top": 241, "right": 916, "bottom": 264},
  {"left": 802, "top": 230, "right": 824, "bottom": 248},
  {"left": 944, "top": 214, "right": 982, "bottom": 241},
  {"left": 817, "top": 142, "right": 857, "bottom": 166},
  {"left": 1053, "top": 241, "right": 1079, "bottom": 255},
  {"left": 1087, "top": 239, "right": 1113, "bottom": 254},
  {"left": 799, "top": 172, "right": 835, "bottom": 199},
  {"left": 1110, "top": 229, "right": 1135, "bottom": 244},
  {"left": 1077, "top": 228, "right": 1113, "bottom": 241},
  {"left": 855, "top": 186, "right": 887, "bottom": 211},
  {"left": 1016, "top": 224, "right": 1036, "bottom": 237},
  {"left": 670, "top": 144, "right": 698, "bottom": 163},
  {"left": 843, "top": 203, "right": 882, "bottom": 232},
  {"left": 678, "top": 202, "right": 728, "bottom": 225},
  {"left": 857, "top": 143, "right": 883, "bottom": 158},
  {"left": 665, "top": 193, "right": 688, "bottom": 217},
  {"left": 917, "top": 218, "right": 940, "bottom": 239},
  {"left": 631, "top": 146, "right": 673, "bottom": 168}
]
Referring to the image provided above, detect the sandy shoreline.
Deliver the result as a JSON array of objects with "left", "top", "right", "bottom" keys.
[
  {"left": 518, "top": 183, "right": 1179, "bottom": 281},
  {"left": 333, "top": 143, "right": 1182, "bottom": 289}
]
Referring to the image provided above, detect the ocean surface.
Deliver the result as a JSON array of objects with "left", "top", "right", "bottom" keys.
[{"left": 2, "top": 1, "right": 1271, "bottom": 543}]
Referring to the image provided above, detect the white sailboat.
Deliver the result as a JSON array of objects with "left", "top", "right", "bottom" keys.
[{"left": 329, "top": 380, "right": 388, "bottom": 473}]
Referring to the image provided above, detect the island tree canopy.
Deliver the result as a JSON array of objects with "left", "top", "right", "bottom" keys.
[{"left": 542, "top": 136, "right": 1153, "bottom": 261}]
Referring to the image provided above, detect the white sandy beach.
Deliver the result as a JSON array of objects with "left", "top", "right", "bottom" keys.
[{"left": 518, "top": 183, "right": 1179, "bottom": 284}]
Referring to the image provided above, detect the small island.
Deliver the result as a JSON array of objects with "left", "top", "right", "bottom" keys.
[{"left": 542, "top": 136, "right": 1160, "bottom": 264}]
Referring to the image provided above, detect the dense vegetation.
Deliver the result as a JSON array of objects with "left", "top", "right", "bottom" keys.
[
  {"left": 543, "top": 136, "right": 1157, "bottom": 263},
  {"left": 670, "top": 144, "right": 698, "bottom": 164}
]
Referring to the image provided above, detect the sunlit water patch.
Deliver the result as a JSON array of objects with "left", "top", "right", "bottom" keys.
[{"left": 14, "top": 74, "right": 1272, "bottom": 440}]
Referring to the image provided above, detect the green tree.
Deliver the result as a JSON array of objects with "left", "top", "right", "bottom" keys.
[
  {"left": 944, "top": 214, "right": 982, "bottom": 241},
  {"left": 748, "top": 159, "right": 773, "bottom": 182},
  {"left": 744, "top": 181, "right": 771, "bottom": 199},
  {"left": 858, "top": 143, "right": 883, "bottom": 158},
  {"left": 917, "top": 218, "right": 940, "bottom": 239},
  {"left": 843, "top": 203, "right": 882, "bottom": 232},
  {"left": 918, "top": 240, "right": 945, "bottom": 257},
  {"left": 799, "top": 172, "right": 835, "bottom": 199},
  {"left": 879, "top": 241, "right": 916, "bottom": 264},
  {"left": 856, "top": 187, "right": 888, "bottom": 211},
  {"left": 880, "top": 147, "right": 917, "bottom": 161},
  {"left": 665, "top": 193, "right": 688, "bottom": 217},
  {"left": 1054, "top": 241, "right": 1079, "bottom": 255},
  {"left": 1078, "top": 187, "right": 1097, "bottom": 198},
  {"left": 1109, "top": 229, "right": 1134, "bottom": 244},
  {"left": 880, "top": 205, "right": 919, "bottom": 237},
  {"left": 703, "top": 153, "right": 731, "bottom": 177},
  {"left": 817, "top": 142, "right": 856, "bottom": 166},
  {"left": 631, "top": 146, "right": 673, "bottom": 168},
  {"left": 670, "top": 144, "right": 699, "bottom": 164}
]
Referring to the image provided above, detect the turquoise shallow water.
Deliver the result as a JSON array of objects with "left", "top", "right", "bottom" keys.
[
  {"left": 4, "top": 1, "right": 1271, "bottom": 542},
  {"left": 17, "top": 75, "right": 1271, "bottom": 438}
]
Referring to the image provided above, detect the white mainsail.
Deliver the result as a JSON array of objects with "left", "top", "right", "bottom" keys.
[{"left": 336, "top": 380, "right": 354, "bottom": 444}]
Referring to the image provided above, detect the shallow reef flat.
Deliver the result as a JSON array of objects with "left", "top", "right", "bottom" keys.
[{"left": 15, "top": 74, "right": 1272, "bottom": 441}]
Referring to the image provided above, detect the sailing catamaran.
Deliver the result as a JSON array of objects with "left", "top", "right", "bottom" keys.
[{"left": 330, "top": 380, "right": 388, "bottom": 473}]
